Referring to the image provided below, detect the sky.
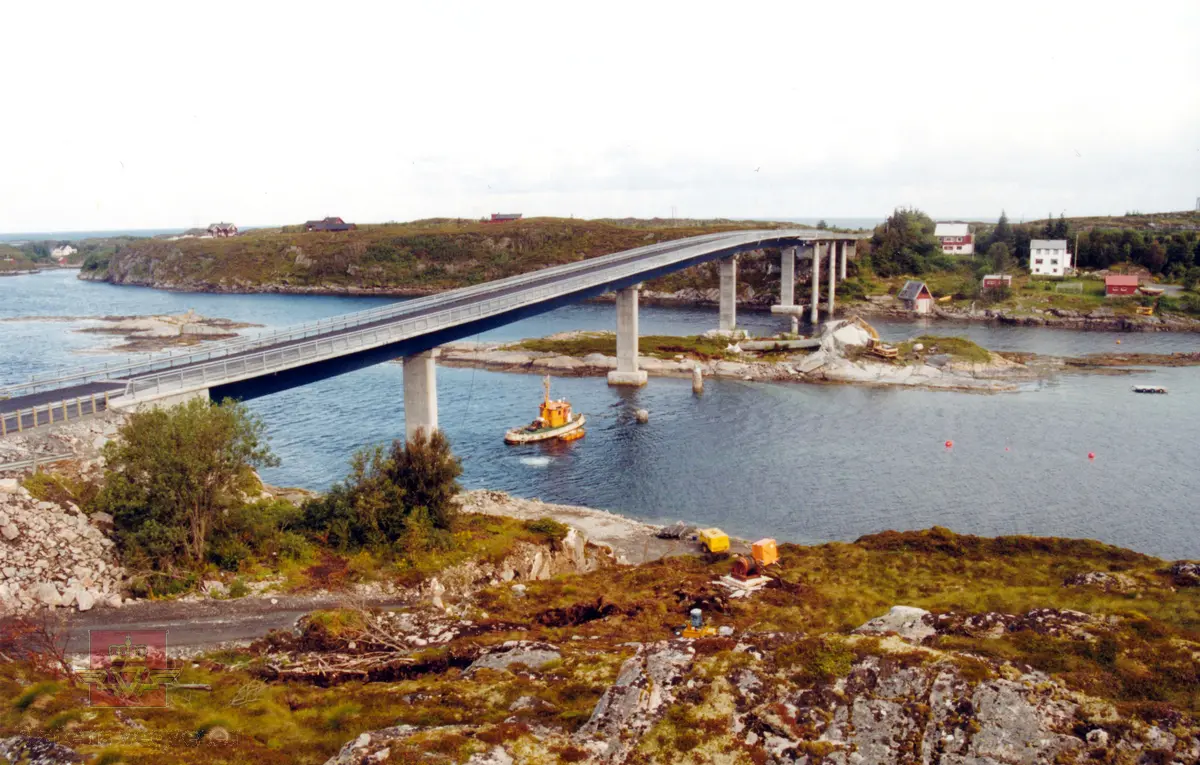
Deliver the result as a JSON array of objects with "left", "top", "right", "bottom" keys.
[{"left": 2, "top": 0, "right": 1198, "bottom": 232}]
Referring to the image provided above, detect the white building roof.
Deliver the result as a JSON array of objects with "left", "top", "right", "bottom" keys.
[
  {"left": 935, "top": 222, "right": 969, "bottom": 237},
  {"left": 1030, "top": 239, "right": 1067, "bottom": 250}
]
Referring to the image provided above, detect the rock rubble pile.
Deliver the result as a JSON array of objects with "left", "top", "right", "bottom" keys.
[{"left": 0, "top": 479, "right": 123, "bottom": 613}]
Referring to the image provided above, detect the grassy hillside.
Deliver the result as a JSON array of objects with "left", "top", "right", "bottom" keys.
[
  {"left": 81, "top": 218, "right": 801, "bottom": 294},
  {"left": 0, "top": 244, "right": 37, "bottom": 272}
]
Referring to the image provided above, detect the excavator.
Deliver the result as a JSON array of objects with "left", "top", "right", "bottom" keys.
[{"left": 851, "top": 316, "right": 898, "bottom": 360}]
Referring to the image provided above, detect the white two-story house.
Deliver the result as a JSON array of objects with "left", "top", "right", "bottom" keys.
[
  {"left": 935, "top": 222, "right": 974, "bottom": 255},
  {"left": 1029, "top": 239, "right": 1070, "bottom": 276}
]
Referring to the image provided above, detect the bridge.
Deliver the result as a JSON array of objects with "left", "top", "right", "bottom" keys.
[{"left": 0, "top": 229, "right": 866, "bottom": 440}]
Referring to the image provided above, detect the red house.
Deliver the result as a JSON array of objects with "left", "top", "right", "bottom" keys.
[
  {"left": 1105, "top": 274, "right": 1140, "bottom": 297},
  {"left": 981, "top": 274, "right": 1012, "bottom": 290}
]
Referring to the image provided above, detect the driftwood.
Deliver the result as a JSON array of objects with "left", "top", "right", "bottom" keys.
[{"left": 260, "top": 651, "right": 416, "bottom": 681}]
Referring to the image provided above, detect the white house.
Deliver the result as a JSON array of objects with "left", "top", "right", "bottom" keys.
[
  {"left": 935, "top": 222, "right": 974, "bottom": 255},
  {"left": 1029, "top": 239, "right": 1070, "bottom": 276},
  {"left": 50, "top": 244, "right": 77, "bottom": 264}
]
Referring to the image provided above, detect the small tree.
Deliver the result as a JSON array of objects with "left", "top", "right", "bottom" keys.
[
  {"left": 97, "top": 398, "right": 277, "bottom": 573},
  {"left": 383, "top": 429, "right": 462, "bottom": 531},
  {"left": 987, "top": 242, "right": 1014, "bottom": 274}
]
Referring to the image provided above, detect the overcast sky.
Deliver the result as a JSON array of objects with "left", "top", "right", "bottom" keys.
[{"left": 3, "top": 1, "right": 1198, "bottom": 232}]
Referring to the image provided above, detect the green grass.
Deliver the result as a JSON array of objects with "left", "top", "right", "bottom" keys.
[
  {"left": 515, "top": 333, "right": 731, "bottom": 360},
  {"left": 895, "top": 335, "right": 992, "bottom": 364}
]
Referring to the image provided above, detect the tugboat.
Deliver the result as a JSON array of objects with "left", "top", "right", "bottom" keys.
[{"left": 504, "top": 376, "right": 586, "bottom": 444}]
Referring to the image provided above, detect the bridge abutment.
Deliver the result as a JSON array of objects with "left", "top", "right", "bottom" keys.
[
  {"left": 403, "top": 349, "right": 439, "bottom": 441},
  {"left": 718, "top": 256, "right": 738, "bottom": 332},
  {"left": 607, "top": 285, "right": 647, "bottom": 386}
]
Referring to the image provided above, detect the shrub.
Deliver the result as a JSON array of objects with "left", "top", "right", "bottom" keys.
[
  {"left": 302, "top": 430, "right": 462, "bottom": 552},
  {"left": 525, "top": 518, "right": 569, "bottom": 542},
  {"left": 95, "top": 398, "right": 278, "bottom": 579}
]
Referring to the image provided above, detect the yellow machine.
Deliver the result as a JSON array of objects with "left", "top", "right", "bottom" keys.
[
  {"left": 852, "top": 316, "right": 899, "bottom": 359},
  {"left": 679, "top": 608, "right": 718, "bottom": 639},
  {"left": 1136, "top": 305, "right": 1154, "bottom": 316},
  {"left": 698, "top": 528, "right": 730, "bottom": 554}
]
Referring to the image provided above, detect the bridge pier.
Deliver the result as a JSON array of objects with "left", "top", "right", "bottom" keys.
[
  {"left": 403, "top": 349, "right": 439, "bottom": 441},
  {"left": 841, "top": 241, "right": 851, "bottom": 280},
  {"left": 827, "top": 241, "right": 838, "bottom": 317},
  {"left": 607, "top": 285, "right": 647, "bottom": 386},
  {"left": 718, "top": 255, "right": 738, "bottom": 332},
  {"left": 770, "top": 247, "right": 806, "bottom": 322},
  {"left": 810, "top": 242, "right": 823, "bottom": 325}
]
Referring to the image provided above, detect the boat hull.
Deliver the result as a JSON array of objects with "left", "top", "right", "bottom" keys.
[{"left": 505, "top": 413, "right": 587, "bottom": 444}]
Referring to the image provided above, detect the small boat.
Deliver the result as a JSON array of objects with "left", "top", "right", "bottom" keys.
[
  {"left": 1132, "top": 385, "right": 1168, "bottom": 394},
  {"left": 1139, "top": 286, "right": 1165, "bottom": 297},
  {"left": 504, "top": 376, "right": 587, "bottom": 444}
]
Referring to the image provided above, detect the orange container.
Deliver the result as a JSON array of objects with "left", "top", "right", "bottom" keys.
[{"left": 751, "top": 538, "right": 778, "bottom": 567}]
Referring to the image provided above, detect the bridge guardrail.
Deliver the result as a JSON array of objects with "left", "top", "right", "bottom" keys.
[
  {"left": 2, "top": 232, "right": 745, "bottom": 397},
  {"left": 121, "top": 230, "right": 799, "bottom": 399},
  {"left": 0, "top": 392, "right": 111, "bottom": 436}
]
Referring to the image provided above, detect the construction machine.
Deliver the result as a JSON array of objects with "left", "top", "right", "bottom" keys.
[{"left": 852, "top": 316, "right": 899, "bottom": 359}]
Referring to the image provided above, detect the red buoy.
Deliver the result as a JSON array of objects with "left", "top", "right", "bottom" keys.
[
  {"left": 1088, "top": 452, "right": 1096, "bottom": 460},
  {"left": 945, "top": 440, "right": 953, "bottom": 448},
  {"left": 1005, "top": 447, "right": 1010, "bottom": 452}
]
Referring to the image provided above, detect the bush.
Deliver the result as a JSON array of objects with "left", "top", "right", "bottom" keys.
[
  {"left": 302, "top": 430, "right": 463, "bottom": 553},
  {"left": 94, "top": 398, "right": 278, "bottom": 581},
  {"left": 525, "top": 518, "right": 569, "bottom": 542}
]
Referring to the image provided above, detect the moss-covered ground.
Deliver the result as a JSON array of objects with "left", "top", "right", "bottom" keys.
[{"left": 1, "top": 528, "right": 1196, "bottom": 763}]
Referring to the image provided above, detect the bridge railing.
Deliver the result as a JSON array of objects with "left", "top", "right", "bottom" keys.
[
  {"left": 0, "top": 392, "right": 111, "bottom": 437},
  {"left": 1, "top": 232, "right": 743, "bottom": 397},
  {"left": 122, "top": 230, "right": 797, "bottom": 399}
]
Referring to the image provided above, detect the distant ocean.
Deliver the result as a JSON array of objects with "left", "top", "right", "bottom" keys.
[{"left": 0, "top": 229, "right": 185, "bottom": 243}]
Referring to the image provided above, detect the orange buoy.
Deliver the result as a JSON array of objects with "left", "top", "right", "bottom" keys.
[
  {"left": 1088, "top": 452, "right": 1095, "bottom": 460},
  {"left": 945, "top": 440, "right": 953, "bottom": 448},
  {"left": 1116, "top": 340, "right": 1122, "bottom": 345}
]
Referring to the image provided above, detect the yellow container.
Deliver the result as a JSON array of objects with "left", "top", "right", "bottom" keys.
[
  {"left": 752, "top": 538, "right": 778, "bottom": 567},
  {"left": 698, "top": 528, "right": 729, "bottom": 554}
]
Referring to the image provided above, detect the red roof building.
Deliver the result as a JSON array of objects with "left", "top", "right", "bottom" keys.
[{"left": 1105, "top": 274, "right": 1140, "bottom": 297}]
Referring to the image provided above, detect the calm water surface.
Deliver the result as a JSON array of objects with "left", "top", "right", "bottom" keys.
[{"left": 2, "top": 270, "right": 1198, "bottom": 559}]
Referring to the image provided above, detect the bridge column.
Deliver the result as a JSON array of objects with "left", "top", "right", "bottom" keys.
[
  {"left": 403, "top": 349, "right": 439, "bottom": 441},
  {"left": 779, "top": 247, "right": 795, "bottom": 306},
  {"left": 810, "top": 242, "right": 822, "bottom": 324},
  {"left": 841, "top": 241, "right": 850, "bottom": 280},
  {"left": 719, "top": 255, "right": 738, "bottom": 332},
  {"left": 827, "top": 241, "right": 838, "bottom": 317},
  {"left": 771, "top": 246, "right": 806, "bottom": 321},
  {"left": 607, "top": 285, "right": 648, "bottom": 386}
]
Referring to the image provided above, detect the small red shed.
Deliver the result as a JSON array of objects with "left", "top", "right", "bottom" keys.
[
  {"left": 981, "top": 274, "right": 1012, "bottom": 290},
  {"left": 898, "top": 280, "right": 934, "bottom": 314},
  {"left": 1105, "top": 274, "right": 1140, "bottom": 297}
]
